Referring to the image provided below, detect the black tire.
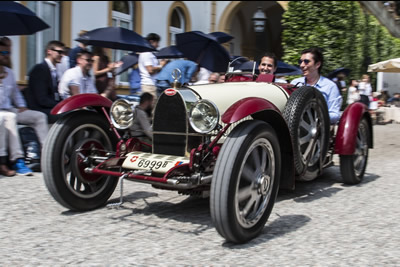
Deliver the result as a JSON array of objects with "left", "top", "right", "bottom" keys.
[
  {"left": 210, "top": 120, "right": 281, "bottom": 243},
  {"left": 283, "top": 86, "right": 330, "bottom": 181},
  {"left": 340, "top": 117, "right": 370, "bottom": 184},
  {"left": 42, "top": 111, "right": 119, "bottom": 211}
]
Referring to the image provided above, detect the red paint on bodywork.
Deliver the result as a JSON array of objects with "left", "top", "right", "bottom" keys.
[
  {"left": 335, "top": 102, "right": 369, "bottom": 155},
  {"left": 226, "top": 74, "right": 254, "bottom": 82},
  {"left": 222, "top": 97, "right": 280, "bottom": 124},
  {"left": 51, "top": 94, "right": 113, "bottom": 115}
]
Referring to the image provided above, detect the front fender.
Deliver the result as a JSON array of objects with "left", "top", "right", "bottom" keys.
[
  {"left": 51, "top": 94, "right": 113, "bottom": 115},
  {"left": 335, "top": 102, "right": 373, "bottom": 155},
  {"left": 222, "top": 97, "right": 280, "bottom": 124},
  {"left": 222, "top": 97, "right": 295, "bottom": 190}
]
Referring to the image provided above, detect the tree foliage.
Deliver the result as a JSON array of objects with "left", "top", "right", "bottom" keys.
[{"left": 282, "top": 1, "right": 400, "bottom": 83}]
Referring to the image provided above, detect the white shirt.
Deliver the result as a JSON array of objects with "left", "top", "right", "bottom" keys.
[
  {"left": 138, "top": 52, "right": 159, "bottom": 86},
  {"left": 358, "top": 81, "right": 372, "bottom": 99},
  {"left": 45, "top": 58, "right": 58, "bottom": 86},
  {"left": 347, "top": 86, "right": 360, "bottom": 104},
  {"left": 274, "top": 77, "right": 287, "bottom": 83},
  {"left": 194, "top": 67, "right": 211, "bottom": 85},
  {"left": 58, "top": 66, "right": 97, "bottom": 99},
  {"left": 56, "top": 55, "right": 70, "bottom": 80}
]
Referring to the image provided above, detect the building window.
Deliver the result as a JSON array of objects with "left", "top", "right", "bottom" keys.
[
  {"left": 112, "top": 1, "right": 134, "bottom": 86},
  {"left": 26, "top": 1, "right": 60, "bottom": 76},
  {"left": 169, "top": 7, "right": 186, "bottom": 45}
]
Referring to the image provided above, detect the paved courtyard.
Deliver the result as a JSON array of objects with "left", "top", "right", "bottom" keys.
[{"left": 0, "top": 123, "right": 399, "bottom": 266}]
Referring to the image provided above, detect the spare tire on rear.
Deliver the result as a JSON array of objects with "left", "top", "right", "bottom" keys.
[{"left": 283, "top": 86, "right": 330, "bottom": 181}]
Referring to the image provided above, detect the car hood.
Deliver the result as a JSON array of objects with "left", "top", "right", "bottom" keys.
[{"left": 187, "top": 82, "right": 289, "bottom": 115}]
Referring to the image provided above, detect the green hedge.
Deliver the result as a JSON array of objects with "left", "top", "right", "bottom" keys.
[{"left": 282, "top": 1, "right": 400, "bottom": 84}]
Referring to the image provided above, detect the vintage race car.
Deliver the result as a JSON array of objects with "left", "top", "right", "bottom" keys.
[{"left": 42, "top": 71, "right": 373, "bottom": 244}]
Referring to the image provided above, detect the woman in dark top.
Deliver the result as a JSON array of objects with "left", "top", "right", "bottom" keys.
[{"left": 92, "top": 46, "right": 121, "bottom": 99}]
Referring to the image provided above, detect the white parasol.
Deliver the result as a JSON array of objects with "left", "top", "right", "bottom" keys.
[{"left": 367, "top": 58, "right": 400, "bottom": 73}]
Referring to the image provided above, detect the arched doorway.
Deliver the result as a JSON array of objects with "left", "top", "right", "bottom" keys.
[{"left": 219, "top": 1, "right": 285, "bottom": 62}]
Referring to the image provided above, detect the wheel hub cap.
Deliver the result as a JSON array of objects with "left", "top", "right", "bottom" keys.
[{"left": 256, "top": 174, "right": 270, "bottom": 196}]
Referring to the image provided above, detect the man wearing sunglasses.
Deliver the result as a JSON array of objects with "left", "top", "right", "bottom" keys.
[
  {"left": 290, "top": 47, "right": 342, "bottom": 124},
  {"left": 26, "top": 40, "right": 65, "bottom": 123},
  {"left": 258, "top": 52, "right": 287, "bottom": 83},
  {"left": 58, "top": 50, "right": 97, "bottom": 100}
]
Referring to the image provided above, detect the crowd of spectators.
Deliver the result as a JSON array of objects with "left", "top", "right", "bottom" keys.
[{"left": 4, "top": 29, "right": 396, "bottom": 177}]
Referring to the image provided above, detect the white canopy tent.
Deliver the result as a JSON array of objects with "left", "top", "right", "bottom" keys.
[{"left": 368, "top": 58, "right": 400, "bottom": 73}]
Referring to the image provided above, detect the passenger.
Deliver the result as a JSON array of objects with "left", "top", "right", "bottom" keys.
[{"left": 291, "top": 47, "right": 342, "bottom": 124}]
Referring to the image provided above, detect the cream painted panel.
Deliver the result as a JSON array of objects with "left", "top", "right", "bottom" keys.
[{"left": 189, "top": 82, "right": 289, "bottom": 115}]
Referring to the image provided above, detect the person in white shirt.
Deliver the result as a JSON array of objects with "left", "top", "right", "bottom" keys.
[
  {"left": 138, "top": 33, "right": 166, "bottom": 104},
  {"left": 193, "top": 67, "right": 211, "bottom": 85},
  {"left": 58, "top": 50, "right": 97, "bottom": 100},
  {"left": 56, "top": 47, "right": 70, "bottom": 80},
  {"left": 358, "top": 74, "right": 373, "bottom": 108},
  {"left": 347, "top": 79, "right": 360, "bottom": 105}
]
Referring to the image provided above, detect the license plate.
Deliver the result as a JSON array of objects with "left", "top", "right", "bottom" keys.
[{"left": 122, "top": 152, "right": 190, "bottom": 173}]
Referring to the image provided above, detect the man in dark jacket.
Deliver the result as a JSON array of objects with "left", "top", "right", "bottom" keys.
[{"left": 26, "top": 40, "right": 65, "bottom": 123}]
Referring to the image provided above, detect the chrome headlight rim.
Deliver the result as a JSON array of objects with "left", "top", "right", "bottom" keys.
[
  {"left": 109, "top": 99, "right": 135, "bottom": 130},
  {"left": 189, "top": 99, "right": 220, "bottom": 134}
]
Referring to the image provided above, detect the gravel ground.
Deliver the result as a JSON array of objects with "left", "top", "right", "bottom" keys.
[{"left": 0, "top": 123, "right": 399, "bottom": 266}]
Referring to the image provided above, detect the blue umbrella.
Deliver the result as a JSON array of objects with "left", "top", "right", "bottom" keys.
[
  {"left": 276, "top": 61, "right": 302, "bottom": 75},
  {"left": 176, "top": 31, "right": 230, "bottom": 72},
  {"left": 209, "top": 32, "right": 234, "bottom": 44},
  {"left": 229, "top": 56, "right": 249, "bottom": 70},
  {"left": 115, "top": 53, "right": 138, "bottom": 75},
  {"left": 327, "top": 67, "right": 351, "bottom": 79},
  {"left": 76, "top": 27, "right": 156, "bottom": 52},
  {"left": 155, "top": 45, "right": 184, "bottom": 59},
  {"left": 0, "top": 1, "right": 49, "bottom": 35},
  {"left": 238, "top": 61, "right": 259, "bottom": 73}
]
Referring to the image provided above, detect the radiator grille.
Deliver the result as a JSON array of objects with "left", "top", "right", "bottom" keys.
[{"left": 153, "top": 93, "right": 187, "bottom": 156}]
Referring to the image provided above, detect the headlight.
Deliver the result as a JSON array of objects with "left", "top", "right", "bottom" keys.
[
  {"left": 110, "top": 99, "right": 135, "bottom": 129},
  {"left": 189, "top": 99, "right": 219, "bottom": 133}
]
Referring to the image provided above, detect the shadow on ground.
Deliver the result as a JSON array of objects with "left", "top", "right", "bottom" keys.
[
  {"left": 278, "top": 166, "right": 380, "bottom": 203},
  {"left": 222, "top": 214, "right": 311, "bottom": 248},
  {"left": 62, "top": 167, "right": 379, "bottom": 245}
]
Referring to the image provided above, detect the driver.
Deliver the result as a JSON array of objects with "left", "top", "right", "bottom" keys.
[
  {"left": 290, "top": 47, "right": 342, "bottom": 124},
  {"left": 258, "top": 52, "right": 287, "bottom": 83}
]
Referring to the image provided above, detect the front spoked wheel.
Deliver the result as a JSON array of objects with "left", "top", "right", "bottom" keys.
[
  {"left": 210, "top": 120, "right": 281, "bottom": 243},
  {"left": 42, "top": 111, "right": 119, "bottom": 211},
  {"left": 340, "top": 118, "right": 370, "bottom": 184}
]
